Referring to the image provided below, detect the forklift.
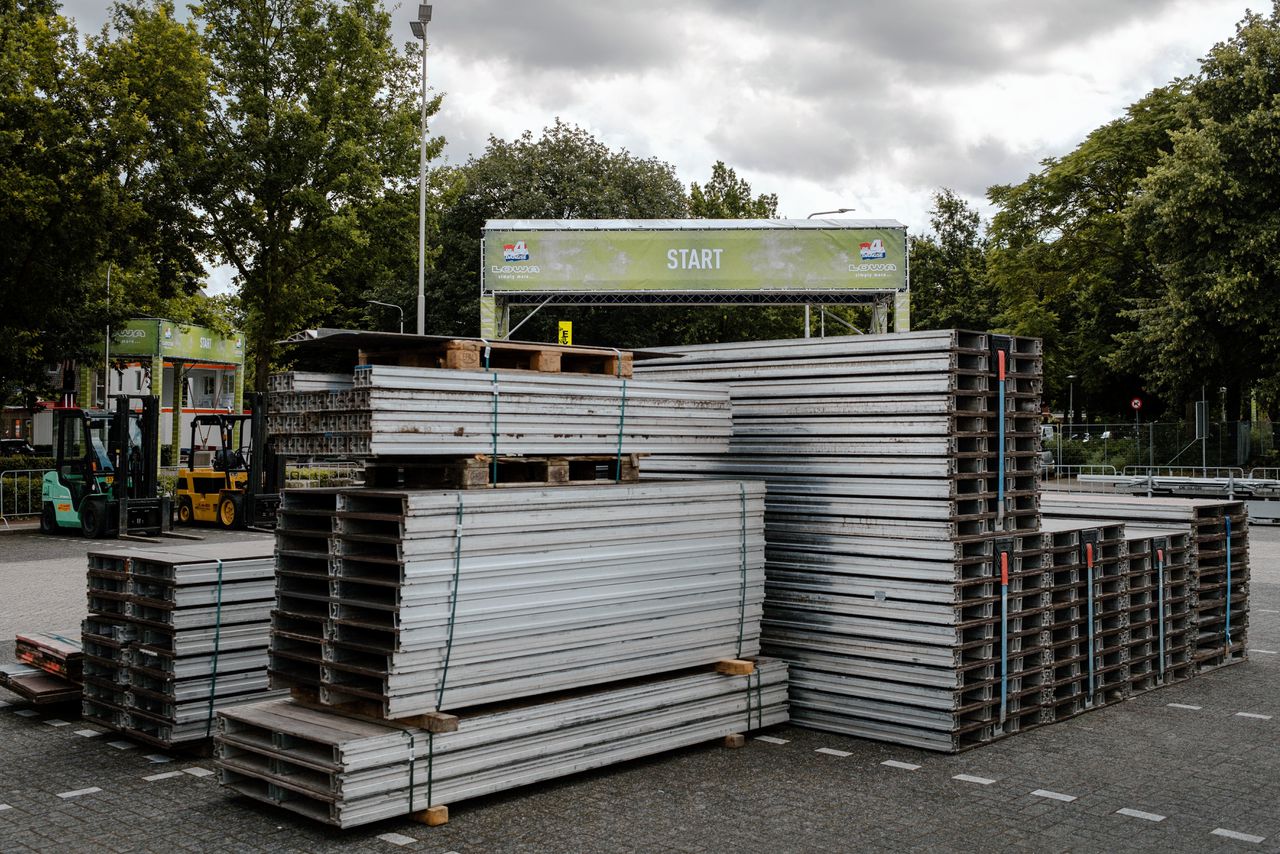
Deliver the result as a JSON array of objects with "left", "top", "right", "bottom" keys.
[
  {"left": 40, "top": 395, "right": 170, "bottom": 538},
  {"left": 174, "top": 392, "right": 281, "bottom": 529}
]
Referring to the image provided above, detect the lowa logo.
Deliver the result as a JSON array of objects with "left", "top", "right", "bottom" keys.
[{"left": 118, "top": 328, "right": 146, "bottom": 339}]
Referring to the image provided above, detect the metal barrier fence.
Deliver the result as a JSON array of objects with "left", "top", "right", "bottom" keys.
[
  {"left": 1252, "top": 468, "right": 1280, "bottom": 480},
  {"left": 0, "top": 468, "right": 52, "bottom": 526},
  {"left": 1122, "top": 466, "right": 1246, "bottom": 479}
]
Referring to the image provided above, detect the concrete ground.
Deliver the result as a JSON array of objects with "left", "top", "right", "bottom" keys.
[{"left": 0, "top": 524, "right": 1277, "bottom": 853}]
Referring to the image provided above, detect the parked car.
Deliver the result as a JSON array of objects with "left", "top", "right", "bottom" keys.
[{"left": 0, "top": 439, "right": 37, "bottom": 457}]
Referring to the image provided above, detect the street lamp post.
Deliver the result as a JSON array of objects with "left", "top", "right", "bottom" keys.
[
  {"left": 410, "top": 4, "right": 433, "bottom": 336},
  {"left": 368, "top": 300, "right": 405, "bottom": 334},
  {"left": 804, "top": 208, "right": 855, "bottom": 338},
  {"left": 1067, "top": 374, "right": 1077, "bottom": 431}
]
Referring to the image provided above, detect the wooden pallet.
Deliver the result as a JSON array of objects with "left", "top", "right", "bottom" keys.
[
  {"left": 289, "top": 687, "right": 459, "bottom": 733},
  {"left": 359, "top": 339, "right": 633, "bottom": 378},
  {"left": 363, "top": 454, "right": 642, "bottom": 489}
]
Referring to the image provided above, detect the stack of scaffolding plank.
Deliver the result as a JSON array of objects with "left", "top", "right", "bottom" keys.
[
  {"left": 1042, "top": 493, "right": 1249, "bottom": 671},
  {"left": 267, "top": 481, "right": 767, "bottom": 717},
  {"left": 638, "top": 331, "right": 1045, "bottom": 751},
  {"left": 218, "top": 660, "right": 787, "bottom": 828},
  {"left": 0, "top": 630, "right": 85, "bottom": 704},
  {"left": 1122, "top": 527, "right": 1194, "bottom": 691},
  {"left": 267, "top": 364, "right": 732, "bottom": 459},
  {"left": 80, "top": 541, "right": 285, "bottom": 746}
]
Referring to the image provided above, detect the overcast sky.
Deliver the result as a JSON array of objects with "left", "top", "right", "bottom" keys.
[{"left": 60, "top": 0, "right": 1255, "bottom": 292}]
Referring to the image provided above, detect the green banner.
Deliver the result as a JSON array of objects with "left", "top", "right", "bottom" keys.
[
  {"left": 110, "top": 318, "right": 245, "bottom": 364},
  {"left": 483, "top": 227, "right": 906, "bottom": 293}
]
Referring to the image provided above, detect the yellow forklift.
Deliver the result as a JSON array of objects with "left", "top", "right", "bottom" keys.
[{"left": 174, "top": 393, "right": 281, "bottom": 529}]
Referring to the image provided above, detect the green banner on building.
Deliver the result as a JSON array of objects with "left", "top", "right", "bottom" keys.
[
  {"left": 110, "top": 318, "right": 246, "bottom": 364},
  {"left": 483, "top": 226, "right": 906, "bottom": 293}
]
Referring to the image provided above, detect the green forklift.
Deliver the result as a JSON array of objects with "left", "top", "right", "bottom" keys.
[{"left": 40, "top": 395, "right": 170, "bottom": 538}]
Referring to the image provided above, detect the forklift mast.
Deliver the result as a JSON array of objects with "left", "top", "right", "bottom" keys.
[{"left": 109, "top": 395, "right": 159, "bottom": 502}]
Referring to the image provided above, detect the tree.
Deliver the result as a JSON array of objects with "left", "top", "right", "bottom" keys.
[
  {"left": 908, "top": 189, "right": 996, "bottom": 333},
  {"left": 690, "top": 161, "right": 777, "bottom": 219},
  {"left": 0, "top": 0, "right": 208, "bottom": 405},
  {"left": 1122, "top": 4, "right": 1280, "bottom": 415},
  {"left": 986, "top": 84, "right": 1186, "bottom": 418},
  {"left": 191, "top": 0, "right": 433, "bottom": 389}
]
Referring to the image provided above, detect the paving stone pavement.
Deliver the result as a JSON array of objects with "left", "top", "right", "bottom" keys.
[{"left": 0, "top": 526, "right": 1276, "bottom": 853}]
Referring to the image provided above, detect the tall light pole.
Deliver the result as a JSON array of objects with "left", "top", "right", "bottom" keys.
[
  {"left": 368, "top": 300, "right": 405, "bottom": 334},
  {"left": 1067, "top": 374, "right": 1077, "bottom": 431},
  {"left": 804, "top": 208, "right": 854, "bottom": 338},
  {"left": 410, "top": 4, "right": 432, "bottom": 336}
]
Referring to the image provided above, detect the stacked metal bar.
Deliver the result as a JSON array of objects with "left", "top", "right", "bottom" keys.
[
  {"left": 267, "top": 481, "right": 767, "bottom": 717},
  {"left": 637, "top": 331, "right": 1044, "bottom": 751},
  {"left": 1122, "top": 526, "right": 1194, "bottom": 691},
  {"left": 267, "top": 365, "right": 732, "bottom": 458},
  {"left": 80, "top": 541, "right": 286, "bottom": 746},
  {"left": 217, "top": 660, "right": 788, "bottom": 829},
  {"left": 15, "top": 631, "right": 83, "bottom": 682},
  {"left": 1042, "top": 493, "right": 1249, "bottom": 671}
]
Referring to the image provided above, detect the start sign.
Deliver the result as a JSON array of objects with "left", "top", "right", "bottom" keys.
[{"left": 1131, "top": 397, "right": 1143, "bottom": 411}]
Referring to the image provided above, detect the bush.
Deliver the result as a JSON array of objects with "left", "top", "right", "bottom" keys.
[
  {"left": 0, "top": 455, "right": 54, "bottom": 473},
  {"left": 0, "top": 474, "right": 44, "bottom": 516}
]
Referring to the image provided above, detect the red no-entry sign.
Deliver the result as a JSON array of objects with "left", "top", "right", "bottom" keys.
[{"left": 1131, "top": 397, "right": 1143, "bottom": 411}]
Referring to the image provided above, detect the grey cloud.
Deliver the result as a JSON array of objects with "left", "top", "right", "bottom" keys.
[
  {"left": 419, "top": 0, "right": 685, "bottom": 73},
  {"left": 713, "top": 0, "right": 1180, "bottom": 79}
]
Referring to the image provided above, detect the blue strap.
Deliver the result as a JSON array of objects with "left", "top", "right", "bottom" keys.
[
  {"left": 1085, "top": 542, "right": 1096, "bottom": 703},
  {"left": 1156, "top": 544, "right": 1166, "bottom": 681},
  {"left": 1225, "top": 515, "right": 1233, "bottom": 654},
  {"left": 998, "top": 549, "right": 1009, "bottom": 726}
]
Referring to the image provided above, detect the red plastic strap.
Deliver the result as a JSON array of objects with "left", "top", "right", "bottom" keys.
[
  {"left": 1086, "top": 542, "right": 1094, "bottom": 568},
  {"left": 997, "top": 349, "right": 1007, "bottom": 381},
  {"left": 1000, "top": 552, "right": 1009, "bottom": 586}
]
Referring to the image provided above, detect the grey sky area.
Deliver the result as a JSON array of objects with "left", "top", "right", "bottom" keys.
[{"left": 54, "top": 0, "right": 1253, "bottom": 260}]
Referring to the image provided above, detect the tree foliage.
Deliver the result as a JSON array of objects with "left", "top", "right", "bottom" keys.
[
  {"left": 191, "top": 0, "right": 432, "bottom": 389},
  {"left": 690, "top": 161, "right": 778, "bottom": 219},
  {"left": 0, "top": 0, "right": 208, "bottom": 406},
  {"left": 909, "top": 189, "right": 996, "bottom": 333},
  {"left": 1121, "top": 4, "right": 1280, "bottom": 415}
]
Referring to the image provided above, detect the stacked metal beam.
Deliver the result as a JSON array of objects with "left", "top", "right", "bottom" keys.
[
  {"left": 638, "top": 331, "right": 1044, "bottom": 751},
  {"left": 267, "top": 365, "right": 732, "bottom": 458},
  {"left": 80, "top": 542, "right": 285, "bottom": 746},
  {"left": 218, "top": 660, "right": 787, "bottom": 828},
  {"left": 268, "top": 481, "right": 767, "bottom": 717},
  {"left": 1042, "top": 493, "right": 1249, "bottom": 671}
]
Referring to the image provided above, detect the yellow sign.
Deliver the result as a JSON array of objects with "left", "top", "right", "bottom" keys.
[{"left": 557, "top": 321, "right": 572, "bottom": 346}]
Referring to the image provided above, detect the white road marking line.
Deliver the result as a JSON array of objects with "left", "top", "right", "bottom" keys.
[
  {"left": 182, "top": 767, "right": 215, "bottom": 778},
  {"left": 1212, "top": 829, "right": 1266, "bottom": 844},
  {"left": 56, "top": 787, "right": 102, "bottom": 799},
  {"left": 1167, "top": 703, "right": 1202, "bottom": 710},
  {"left": 1117, "top": 808, "right": 1166, "bottom": 822},
  {"left": 0, "top": 804, "right": 11, "bottom": 811},
  {"left": 0, "top": 701, "right": 10, "bottom": 708},
  {"left": 107, "top": 740, "right": 135, "bottom": 750},
  {"left": 73, "top": 729, "right": 101, "bottom": 738},
  {"left": 1255, "top": 609, "right": 1280, "bottom": 613},
  {"left": 13, "top": 709, "right": 38, "bottom": 718},
  {"left": 377, "top": 833, "right": 417, "bottom": 847},
  {"left": 953, "top": 774, "right": 996, "bottom": 785},
  {"left": 1032, "top": 789, "right": 1077, "bottom": 802},
  {"left": 815, "top": 747, "right": 852, "bottom": 757},
  {"left": 881, "top": 760, "right": 920, "bottom": 771},
  {"left": 1249, "top": 649, "right": 1278, "bottom": 655},
  {"left": 144, "top": 754, "right": 172, "bottom": 764},
  {"left": 1235, "top": 712, "right": 1273, "bottom": 720},
  {"left": 43, "top": 719, "right": 70, "bottom": 727},
  {"left": 753, "top": 735, "right": 789, "bottom": 745},
  {"left": 143, "top": 771, "right": 184, "bottom": 782}
]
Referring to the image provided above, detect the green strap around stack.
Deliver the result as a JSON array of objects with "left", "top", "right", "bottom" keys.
[
  {"left": 435, "top": 496, "right": 465, "bottom": 711},
  {"left": 735, "top": 484, "right": 748, "bottom": 659},
  {"left": 203, "top": 558, "right": 224, "bottom": 738}
]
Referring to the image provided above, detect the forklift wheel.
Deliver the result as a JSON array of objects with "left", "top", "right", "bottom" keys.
[
  {"left": 40, "top": 502, "right": 57, "bottom": 535},
  {"left": 80, "top": 500, "right": 108, "bottom": 539},
  {"left": 218, "top": 495, "right": 243, "bottom": 529},
  {"left": 177, "top": 498, "right": 194, "bottom": 524}
]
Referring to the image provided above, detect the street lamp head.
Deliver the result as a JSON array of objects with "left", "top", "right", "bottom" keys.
[
  {"left": 418, "top": 4, "right": 432, "bottom": 22},
  {"left": 1067, "top": 374, "right": 1077, "bottom": 381},
  {"left": 410, "top": 19, "right": 424, "bottom": 38},
  {"left": 806, "top": 207, "right": 855, "bottom": 219}
]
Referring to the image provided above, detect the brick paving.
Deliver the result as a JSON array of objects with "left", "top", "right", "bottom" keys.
[{"left": 0, "top": 526, "right": 1276, "bottom": 853}]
